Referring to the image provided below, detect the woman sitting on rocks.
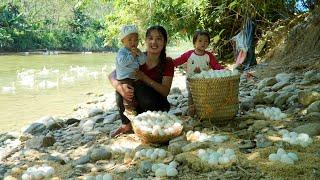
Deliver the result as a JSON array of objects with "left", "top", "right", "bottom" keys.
[{"left": 108, "top": 25, "right": 174, "bottom": 137}]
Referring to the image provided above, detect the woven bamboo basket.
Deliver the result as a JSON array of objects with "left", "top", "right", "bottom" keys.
[
  {"left": 187, "top": 74, "right": 240, "bottom": 121},
  {"left": 132, "top": 123, "right": 183, "bottom": 144}
]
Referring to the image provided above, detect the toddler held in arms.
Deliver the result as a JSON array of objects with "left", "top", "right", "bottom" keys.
[{"left": 115, "top": 25, "right": 147, "bottom": 117}]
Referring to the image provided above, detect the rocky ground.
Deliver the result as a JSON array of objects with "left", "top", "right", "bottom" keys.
[{"left": 0, "top": 67, "right": 320, "bottom": 180}]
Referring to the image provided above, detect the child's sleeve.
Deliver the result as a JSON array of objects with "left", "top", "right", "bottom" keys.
[
  {"left": 208, "top": 52, "right": 224, "bottom": 70},
  {"left": 173, "top": 50, "right": 193, "bottom": 67},
  {"left": 116, "top": 48, "right": 134, "bottom": 67},
  {"left": 137, "top": 52, "right": 147, "bottom": 65}
]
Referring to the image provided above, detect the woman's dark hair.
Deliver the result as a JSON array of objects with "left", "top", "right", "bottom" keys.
[
  {"left": 146, "top": 25, "right": 168, "bottom": 62},
  {"left": 193, "top": 30, "right": 210, "bottom": 45}
]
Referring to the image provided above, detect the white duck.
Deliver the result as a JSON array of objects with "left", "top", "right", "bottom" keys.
[{"left": 1, "top": 82, "right": 16, "bottom": 94}]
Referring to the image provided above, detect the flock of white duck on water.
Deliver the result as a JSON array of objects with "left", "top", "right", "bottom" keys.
[{"left": 1, "top": 65, "right": 109, "bottom": 94}]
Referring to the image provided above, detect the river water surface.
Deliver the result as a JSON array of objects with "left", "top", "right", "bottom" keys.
[{"left": 0, "top": 53, "right": 115, "bottom": 133}]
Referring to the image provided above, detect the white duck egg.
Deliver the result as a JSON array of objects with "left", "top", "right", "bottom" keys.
[
  {"left": 198, "top": 149, "right": 206, "bottom": 157},
  {"left": 276, "top": 148, "right": 286, "bottom": 156},
  {"left": 225, "top": 149, "right": 235, "bottom": 156},
  {"left": 158, "top": 129, "right": 165, "bottom": 136},
  {"left": 158, "top": 149, "right": 166, "bottom": 158},
  {"left": 169, "top": 161, "right": 179, "bottom": 168},
  {"left": 287, "top": 152, "right": 299, "bottom": 161},
  {"left": 155, "top": 167, "right": 167, "bottom": 177},
  {"left": 152, "top": 164, "right": 160, "bottom": 172},
  {"left": 280, "top": 154, "right": 294, "bottom": 164},
  {"left": 218, "top": 156, "right": 230, "bottom": 164},
  {"left": 289, "top": 132, "right": 298, "bottom": 138},
  {"left": 150, "top": 152, "right": 158, "bottom": 160},
  {"left": 146, "top": 149, "right": 154, "bottom": 158},
  {"left": 152, "top": 128, "right": 159, "bottom": 136},
  {"left": 166, "top": 166, "right": 178, "bottom": 177},
  {"left": 297, "top": 133, "right": 310, "bottom": 142},
  {"left": 102, "top": 173, "right": 112, "bottom": 180},
  {"left": 208, "top": 157, "right": 219, "bottom": 165},
  {"left": 140, "top": 149, "right": 146, "bottom": 157},
  {"left": 268, "top": 153, "right": 279, "bottom": 161},
  {"left": 279, "top": 129, "right": 289, "bottom": 135}
]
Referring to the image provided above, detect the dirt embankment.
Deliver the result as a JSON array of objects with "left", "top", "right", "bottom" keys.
[{"left": 255, "top": 6, "right": 320, "bottom": 78}]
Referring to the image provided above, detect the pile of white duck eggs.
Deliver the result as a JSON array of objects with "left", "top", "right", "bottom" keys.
[
  {"left": 197, "top": 148, "right": 237, "bottom": 165},
  {"left": 190, "top": 69, "right": 239, "bottom": 79},
  {"left": 279, "top": 129, "right": 313, "bottom": 147},
  {"left": 268, "top": 148, "right": 299, "bottom": 164},
  {"left": 132, "top": 111, "right": 183, "bottom": 136},
  {"left": 152, "top": 161, "right": 179, "bottom": 177},
  {"left": 186, "top": 131, "right": 228, "bottom": 143},
  {"left": 256, "top": 107, "right": 287, "bottom": 121},
  {"left": 135, "top": 148, "right": 167, "bottom": 160},
  {"left": 21, "top": 164, "right": 54, "bottom": 180}
]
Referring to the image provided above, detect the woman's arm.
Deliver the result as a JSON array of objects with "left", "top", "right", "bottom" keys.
[
  {"left": 108, "top": 70, "right": 134, "bottom": 101},
  {"left": 135, "top": 71, "right": 172, "bottom": 97}
]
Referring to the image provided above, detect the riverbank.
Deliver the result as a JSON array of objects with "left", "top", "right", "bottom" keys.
[{"left": 1, "top": 66, "right": 320, "bottom": 179}]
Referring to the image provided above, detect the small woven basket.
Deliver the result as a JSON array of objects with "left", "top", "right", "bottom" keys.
[
  {"left": 187, "top": 74, "right": 240, "bottom": 122},
  {"left": 132, "top": 123, "right": 183, "bottom": 144}
]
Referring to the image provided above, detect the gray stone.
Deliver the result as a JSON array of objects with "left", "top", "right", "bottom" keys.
[
  {"left": 274, "top": 92, "right": 293, "bottom": 107},
  {"left": 65, "top": 118, "right": 80, "bottom": 125},
  {"left": 43, "top": 155, "right": 66, "bottom": 165},
  {"left": 298, "top": 91, "right": 320, "bottom": 106},
  {"left": 275, "top": 73, "right": 293, "bottom": 83},
  {"left": 253, "top": 92, "right": 267, "bottom": 104},
  {"left": 168, "top": 141, "right": 188, "bottom": 155},
  {"left": 103, "top": 113, "right": 118, "bottom": 124},
  {"left": 306, "top": 101, "right": 320, "bottom": 114},
  {"left": 26, "top": 135, "right": 55, "bottom": 149},
  {"left": 139, "top": 160, "right": 153, "bottom": 173},
  {"left": 22, "top": 123, "right": 46, "bottom": 135},
  {"left": 257, "top": 77, "right": 277, "bottom": 90},
  {"left": 240, "top": 99, "right": 254, "bottom": 111},
  {"left": 249, "top": 120, "right": 269, "bottom": 131},
  {"left": 272, "top": 81, "right": 289, "bottom": 91},
  {"left": 182, "top": 142, "right": 210, "bottom": 152},
  {"left": 263, "top": 92, "right": 277, "bottom": 104},
  {"left": 303, "top": 70, "right": 320, "bottom": 83},
  {"left": 304, "top": 112, "right": 320, "bottom": 121},
  {"left": 74, "top": 155, "right": 91, "bottom": 165},
  {"left": 293, "top": 123, "right": 320, "bottom": 136},
  {"left": 286, "top": 94, "right": 298, "bottom": 106},
  {"left": 88, "top": 107, "right": 104, "bottom": 117},
  {"left": 255, "top": 134, "right": 273, "bottom": 148},
  {"left": 89, "top": 148, "right": 112, "bottom": 162},
  {"left": 36, "top": 116, "right": 61, "bottom": 130},
  {"left": 82, "top": 120, "right": 95, "bottom": 132}
]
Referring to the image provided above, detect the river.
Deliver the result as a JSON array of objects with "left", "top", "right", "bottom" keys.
[{"left": 0, "top": 53, "right": 116, "bottom": 133}]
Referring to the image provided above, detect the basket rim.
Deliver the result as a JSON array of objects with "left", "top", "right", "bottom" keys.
[
  {"left": 131, "top": 122, "right": 183, "bottom": 143},
  {"left": 187, "top": 74, "right": 240, "bottom": 82}
]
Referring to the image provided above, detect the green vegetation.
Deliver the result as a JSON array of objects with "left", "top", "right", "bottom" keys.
[{"left": 0, "top": 0, "right": 318, "bottom": 55}]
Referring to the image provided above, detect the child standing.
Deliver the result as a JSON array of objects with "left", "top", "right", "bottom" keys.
[
  {"left": 116, "top": 25, "right": 147, "bottom": 116},
  {"left": 174, "top": 30, "right": 224, "bottom": 116}
]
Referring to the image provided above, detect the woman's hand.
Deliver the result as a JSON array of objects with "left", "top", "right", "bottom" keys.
[
  {"left": 118, "top": 83, "right": 134, "bottom": 101},
  {"left": 108, "top": 70, "right": 134, "bottom": 101},
  {"left": 134, "top": 70, "right": 147, "bottom": 81}
]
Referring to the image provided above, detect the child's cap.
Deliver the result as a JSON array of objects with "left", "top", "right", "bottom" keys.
[{"left": 120, "top": 25, "right": 138, "bottom": 40}]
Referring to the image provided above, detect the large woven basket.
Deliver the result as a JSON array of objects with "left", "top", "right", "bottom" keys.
[
  {"left": 132, "top": 123, "right": 183, "bottom": 144},
  {"left": 187, "top": 74, "right": 240, "bottom": 121}
]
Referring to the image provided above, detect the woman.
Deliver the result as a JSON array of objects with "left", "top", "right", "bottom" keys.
[{"left": 108, "top": 25, "right": 174, "bottom": 137}]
